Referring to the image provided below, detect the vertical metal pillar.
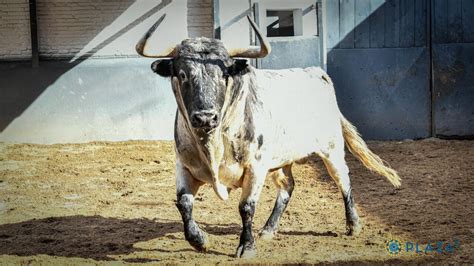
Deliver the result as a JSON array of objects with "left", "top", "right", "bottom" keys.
[
  {"left": 317, "top": 0, "right": 326, "bottom": 70},
  {"left": 213, "top": 0, "right": 221, "bottom": 39},
  {"left": 29, "top": 0, "right": 39, "bottom": 67},
  {"left": 252, "top": 1, "right": 260, "bottom": 68}
]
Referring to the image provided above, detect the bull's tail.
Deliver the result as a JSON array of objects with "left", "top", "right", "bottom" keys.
[{"left": 340, "top": 115, "right": 401, "bottom": 187}]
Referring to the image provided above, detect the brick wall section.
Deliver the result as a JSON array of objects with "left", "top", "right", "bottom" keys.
[
  {"left": 0, "top": 0, "right": 31, "bottom": 60},
  {"left": 187, "top": 0, "right": 213, "bottom": 38},
  {"left": 36, "top": 0, "right": 135, "bottom": 59},
  {"left": 0, "top": 0, "right": 214, "bottom": 60}
]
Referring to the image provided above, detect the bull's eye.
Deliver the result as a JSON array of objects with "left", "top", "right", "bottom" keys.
[{"left": 178, "top": 70, "right": 187, "bottom": 81}]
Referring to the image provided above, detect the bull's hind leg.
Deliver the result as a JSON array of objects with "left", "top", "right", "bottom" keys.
[
  {"left": 175, "top": 161, "right": 209, "bottom": 251},
  {"left": 259, "top": 165, "right": 295, "bottom": 240},
  {"left": 320, "top": 147, "right": 362, "bottom": 236}
]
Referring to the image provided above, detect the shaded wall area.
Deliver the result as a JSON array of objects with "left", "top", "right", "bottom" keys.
[
  {"left": 326, "top": 0, "right": 474, "bottom": 139},
  {"left": 431, "top": 0, "right": 474, "bottom": 137},
  {"left": 327, "top": 0, "right": 431, "bottom": 140}
]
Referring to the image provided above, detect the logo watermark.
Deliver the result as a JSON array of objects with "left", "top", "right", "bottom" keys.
[{"left": 385, "top": 239, "right": 461, "bottom": 255}]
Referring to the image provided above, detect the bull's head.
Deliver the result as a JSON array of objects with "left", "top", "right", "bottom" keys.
[{"left": 136, "top": 15, "right": 270, "bottom": 132}]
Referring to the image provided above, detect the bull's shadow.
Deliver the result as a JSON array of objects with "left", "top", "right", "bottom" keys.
[
  {"left": 0, "top": 215, "right": 181, "bottom": 261},
  {"left": 0, "top": 215, "right": 240, "bottom": 261}
]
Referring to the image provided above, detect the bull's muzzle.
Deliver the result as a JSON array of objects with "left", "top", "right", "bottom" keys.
[{"left": 190, "top": 110, "right": 219, "bottom": 130}]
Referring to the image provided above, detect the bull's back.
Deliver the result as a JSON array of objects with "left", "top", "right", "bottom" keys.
[{"left": 252, "top": 67, "right": 344, "bottom": 163}]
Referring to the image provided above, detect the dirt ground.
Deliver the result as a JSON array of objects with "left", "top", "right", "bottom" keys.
[{"left": 0, "top": 139, "right": 473, "bottom": 264}]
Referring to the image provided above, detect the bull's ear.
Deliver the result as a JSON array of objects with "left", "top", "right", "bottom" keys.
[
  {"left": 229, "top": 59, "right": 248, "bottom": 76},
  {"left": 151, "top": 60, "right": 172, "bottom": 77}
]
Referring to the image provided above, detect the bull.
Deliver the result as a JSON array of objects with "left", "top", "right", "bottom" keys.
[{"left": 136, "top": 15, "right": 401, "bottom": 258}]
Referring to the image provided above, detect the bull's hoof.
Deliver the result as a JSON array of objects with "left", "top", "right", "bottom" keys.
[
  {"left": 185, "top": 227, "right": 210, "bottom": 252},
  {"left": 345, "top": 222, "right": 362, "bottom": 236},
  {"left": 189, "top": 237, "right": 210, "bottom": 252},
  {"left": 235, "top": 242, "right": 256, "bottom": 258},
  {"left": 258, "top": 228, "right": 276, "bottom": 241}
]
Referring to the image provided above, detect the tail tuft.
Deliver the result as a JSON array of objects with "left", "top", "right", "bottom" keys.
[{"left": 341, "top": 116, "right": 401, "bottom": 187}]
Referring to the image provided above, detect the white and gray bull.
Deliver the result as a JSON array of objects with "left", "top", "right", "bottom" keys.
[{"left": 136, "top": 15, "right": 401, "bottom": 258}]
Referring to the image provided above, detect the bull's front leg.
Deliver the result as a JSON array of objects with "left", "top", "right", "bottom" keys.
[
  {"left": 175, "top": 161, "right": 209, "bottom": 251},
  {"left": 236, "top": 166, "right": 267, "bottom": 258}
]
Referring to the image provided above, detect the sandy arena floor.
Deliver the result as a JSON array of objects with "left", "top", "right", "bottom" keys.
[{"left": 0, "top": 139, "right": 473, "bottom": 264}]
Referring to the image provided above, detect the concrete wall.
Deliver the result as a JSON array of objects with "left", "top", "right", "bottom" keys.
[
  {"left": 219, "top": 0, "right": 252, "bottom": 50},
  {"left": 256, "top": 0, "right": 317, "bottom": 37},
  {"left": 2, "top": 1, "right": 470, "bottom": 143},
  {"left": 0, "top": 59, "right": 176, "bottom": 143},
  {"left": 0, "top": 0, "right": 31, "bottom": 60},
  {"left": 0, "top": 0, "right": 197, "bottom": 144}
]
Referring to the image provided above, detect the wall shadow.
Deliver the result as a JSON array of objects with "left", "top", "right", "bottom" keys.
[{"left": 0, "top": 215, "right": 245, "bottom": 260}]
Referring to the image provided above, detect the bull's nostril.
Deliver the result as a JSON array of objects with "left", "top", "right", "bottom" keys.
[
  {"left": 190, "top": 111, "right": 219, "bottom": 129},
  {"left": 209, "top": 116, "right": 218, "bottom": 127},
  {"left": 209, "top": 113, "right": 219, "bottom": 127}
]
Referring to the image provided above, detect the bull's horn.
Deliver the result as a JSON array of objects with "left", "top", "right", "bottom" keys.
[
  {"left": 136, "top": 14, "right": 177, "bottom": 58},
  {"left": 229, "top": 15, "right": 271, "bottom": 58}
]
